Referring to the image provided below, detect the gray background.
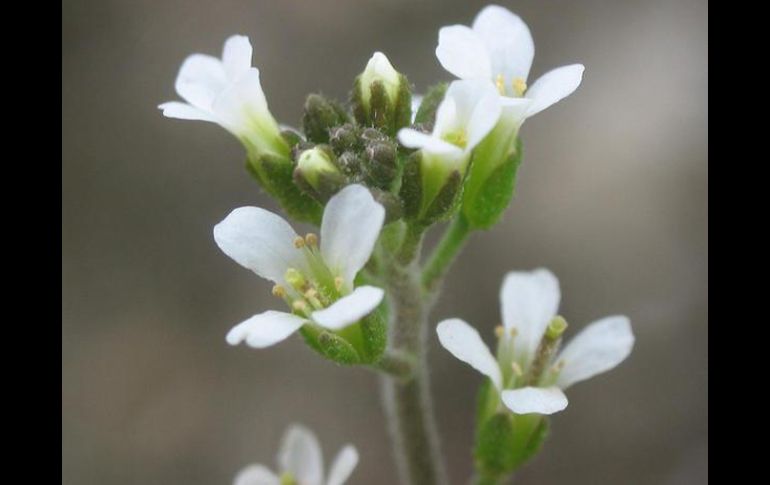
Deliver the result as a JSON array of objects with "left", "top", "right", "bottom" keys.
[{"left": 62, "top": 0, "right": 708, "bottom": 483}]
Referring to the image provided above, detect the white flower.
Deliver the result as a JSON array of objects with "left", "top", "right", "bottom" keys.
[
  {"left": 436, "top": 268, "right": 634, "bottom": 415},
  {"left": 436, "top": 5, "right": 584, "bottom": 126},
  {"left": 359, "top": 52, "right": 402, "bottom": 110},
  {"left": 159, "top": 35, "right": 287, "bottom": 157},
  {"left": 234, "top": 424, "right": 359, "bottom": 485},
  {"left": 215, "top": 184, "right": 386, "bottom": 348},
  {"left": 397, "top": 80, "right": 501, "bottom": 206}
]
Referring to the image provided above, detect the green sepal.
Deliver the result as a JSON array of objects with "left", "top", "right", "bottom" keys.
[
  {"left": 399, "top": 152, "right": 422, "bottom": 221},
  {"left": 357, "top": 304, "right": 388, "bottom": 363},
  {"left": 421, "top": 169, "right": 463, "bottom": 224},
  {"left": 392, "top": 74, "right": 413, "bottom": 134},
  {"left": 463, "top": 138, "right": 523, "bottom": 229},
  {"left": 474, "top": 412, "right": 518, "bottom": 477},
  {"left": 249, "top": 153, "right": 323, "bottom": 225},
  {"left": 414, "top": 83, "right": 448, "bottom": 127},
  {"left": 299, "top": 324, "right": 361, "bottom": 365}
]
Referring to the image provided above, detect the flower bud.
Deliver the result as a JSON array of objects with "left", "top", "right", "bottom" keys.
[
  {"left": 329, "top": 123, "right": 360, "bottom": 153},
  {"left": 302, "top": 94, "right": 349, "bottom": 143},
  {"left": 363, "top": 139, "right": 398, "bottom": 190},
  {"left": 247, "top": 152, "right": 322, "bottom": 224},
  {"left": 352, "top": 52, "right": 412, "bottom": 136},
  {"left": 293, "top": 147, "right": 346, "bottom": 202}
]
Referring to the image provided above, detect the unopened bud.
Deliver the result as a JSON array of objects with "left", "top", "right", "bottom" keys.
[
  {"left": 352, "top": 52, "right": 411, "bottom": 135},
  {"left": 294, "top": 147, "right": 346, "bottom": 201},
  {"left": 302, "top": 94, "right": 349, "bottom": 143}
]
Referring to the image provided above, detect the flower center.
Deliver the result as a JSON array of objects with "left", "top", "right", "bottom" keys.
[
  {"left": 280, "top": 472, "right": 299, "bottom": 485},
  {"left": 442, "top": 129, "right": 468, "bottom": 149},
  {"left": 495, "top": 74, "right": 528, "bottom": 97},
  {"left": 270, "top": 233, "right": 345, "bottom": 318}
]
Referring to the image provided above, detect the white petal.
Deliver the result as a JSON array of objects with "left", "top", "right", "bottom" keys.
[
  {"left": 233, "top": 464, "right": 280, "bottom": 485},
  {"left": 435, "top": 25, "right": 492, "bottom": 80},
  {"left": 226, "top": 311, "right": 306, "bottom": 349},
  {"left": 436, "top": 319, "right": 502, "bottom": 390},
  {"left": 158, "top": 101, "right": 218, "bottom": 123},
  {"left": 278, "top": 425, "right": 324, "bottom": 485},
  {"left": 525, "top": 64, "right": 585, "bottom": 117},
  {"left": 175, "top": 53, "right": 227, "bottom": 111},
  {"left": 213, "top": 206, "right": 305, "bottom": 285},
  {"left": 556, "top": 315, "right": 634, "bottom": 389},
  {"left": 397, "top": 129, "right": 464, "bottom": 156},
  {"left": 432, "top": 94, "right": 458, "bottom": 135},
  {"left": 212, "top": 68, "right": 272, "bottom": 135},
  {"left": 319, "top": 185, "right": 385, "bottom": 288},
  {"left": 410, "top": 94, "right": 423, "bottom": 122},
  {"left": 500, "top": 269, "right": 560, "bottom": 364},
  {"left": 501, "top": 386, "right": 568, "bottom": 415},
  {"left": 311, "top": 286, "right": 384, "bottom": 330},
  {"left": 326, "top": 445, "right": 359, "bottom": 485},
  {"left": 463, "top": 82, "right": 502, "bottom": 150},
  {"left": 472, "top": 5, "right": 535, "bottom": 81},
  {"left": 222, "top": 35, "right": 253, "bottom": 81}
]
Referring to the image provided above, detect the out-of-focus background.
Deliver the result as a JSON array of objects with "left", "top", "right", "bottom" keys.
[{"left": 62, "top": 0, "right": 707, "bottom": 483}]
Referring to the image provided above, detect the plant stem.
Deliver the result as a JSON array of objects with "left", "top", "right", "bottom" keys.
[
  {"left": 381, "top": 228, "right": 448, "bottom": 485},
  {"left": 421, "top": 214, "right": 473, "bottom": 293}
]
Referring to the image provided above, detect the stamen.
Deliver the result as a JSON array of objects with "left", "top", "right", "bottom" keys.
[
  {"left": 512, "top": 77, "right": 527, "bottom": 97},
  {"left": 285, "top": 268, "right": 307, "bottom": 292},
  {"left": 293, "top": 236, "right": 306, "bottom": 249},
  {"left": 495, "top": 74, "right": 506, "bottom": 95},
  {"left": 334, "top": 276, "right": 344, "bottom": 291},
  {"left": 511, "top": 362, "right": 523, "bottom": 377},
  {"left": 509, "top": 327, "right": 518, "bottom": 338},
  {"left": 494, "top": 325, "right": 505, "bottom": 338},
  {"left": 272, "top": 284, "right": 287, "bottom": 298},
  {"left": 305, "top": 233, "right": 319, "bottom": 247},
  {"left": 292, "top": 300, "right": 309, "bottom": 313}
]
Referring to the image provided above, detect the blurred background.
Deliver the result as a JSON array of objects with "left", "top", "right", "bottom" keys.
[{"left": 62, "top": 0, "right": 707, "bottom": 483}]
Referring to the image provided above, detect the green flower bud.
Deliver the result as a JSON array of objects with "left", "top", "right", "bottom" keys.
[
  {"left": 364, "top": 139, "right": 398, "bottom": 190},
  {"left": 293, "top": 146, "right": 346, "bottom": 202},
  {"left": 329, "top": 123, "right": 360, "bottom": 153},
  {"left": 352, "top": 52, "right": 412, "bottom": 136},
  {"left": 336, "top": 151, "right": 364, "bottom": 178},
  {"left": 399, "top": 151, "right": 464, "bottom": 225},
  {"left": 302, "top": 94, "right": 349, "bottom": 143}
]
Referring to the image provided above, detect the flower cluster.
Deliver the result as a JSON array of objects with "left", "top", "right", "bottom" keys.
[{"left": 161, "top": 4, "right": 632, "bottom": 484}]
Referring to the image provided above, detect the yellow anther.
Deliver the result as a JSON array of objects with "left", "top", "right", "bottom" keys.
[
  {"left": 509, "top": 327, "right": 518, "bottom": 338},
  {"left": 304, "top": 288, "right": 318, "bottom": 299},
  {"left": 293, "top": 236, "right": 306, "bottom": 248},
  {"left": 305, "top": 233, "right": 319, "bottom": 247},
  {"left": 443, "top": 130, "right": 467, "bottom": 149},
  {"left": 512, "top": 362, "right": 523, "bottom": 377},
  {"left": 552, "top": 360, "right": 565, "bottom": 372},
  {"left": 272, "top": 285, "right": 287, "bottom": 298},
  {"left": 512, "top": 77, "right": 527, "bottom": 97},
  {"left": 334, "top": 276, "right": 344, "bottom": 291},
  {"left": 495, "top": 74, "right": 506, "bottom": 95},
  {"left": 292, "top": 300, "right": 308, "bottom": 312},
  {"left": 494, "top": 325, "right": 505, "bottom": 338}
]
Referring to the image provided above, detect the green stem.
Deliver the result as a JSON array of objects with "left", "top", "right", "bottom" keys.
[
  {"left": 372, "top": 351, "right": 415, "bottom": 380},
  {"left": 421, "top": 214, "right": 473, "bottom": 293},
  {"left": 380, "top": 230, "right": 448, "bottom": 485}
]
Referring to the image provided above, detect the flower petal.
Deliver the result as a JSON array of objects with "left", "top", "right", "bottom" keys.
[
  {"left": 175, "top": 53, "right": 227, "bottom": 111},
  {"left": 213, "top": 206, "right": 304, "bottom": 285},
  {"left": 501, "top": 386, "right": 568, "bottom": 415},
  {"left": 222, "top": 35, "right": 253, "bottom": 81},
  {"left": 436, "top": 25, "right": 492, "bottom": 80},
  {"left": 463, "top": 82, "right": 502, "bottom": 150},
  {"left": 311, "top": 286, "right": 384, "bottom": 330},
  {"left": 398, "top": 129, "right": 464, "bottom": 156},
  {"left": 226, "top": 311, "right": 306, "bottom": 349},
  {"left": 233, "top": 464, "right": 280, "bottom": 485},
  {"left": 436, "top": 319, "right": 502, "bottom": 390},
  {"left": 472, "top": 5, "right": 535, "bottom": 81},
  {"left": 500, "top": 269, "right": 560, "bottom": 364},
  {"left": 525, "top": 64, "right": 585, "bottom": 117},
  {"left": 158, "top": 101, "right": 218, "bottom": 123},
  {"left": 319, "top": 185, "right": 385, "bottom": 288},
  {"left": 278, "top": 424, "right": 324, "bottom": 485},
  {"left": 326, "top": 445, "right": 359, "bottom": 485},
  {"left": 556, "top": 315, "right": 634, "bottom": 389},
  {"left": 211, "top": 68, "right": 272, "bottom": 135}
]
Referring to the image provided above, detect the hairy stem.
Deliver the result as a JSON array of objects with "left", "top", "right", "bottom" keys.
[
  {"left": 421, "top": 214, "right": 473, "bottom": 293},
  {"left": 381, "top": 229, "right": 448, "bottom": 485}
]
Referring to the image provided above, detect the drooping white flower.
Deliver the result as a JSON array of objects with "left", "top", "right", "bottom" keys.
[
  {"left": 436, "top": 5, "right": 584, "bottom": 127},
  {"left": 214, "top": 184, "right": 386, "bottom": 348},
  {"left": 437, "top": 268, "right": 634, "bottom": 415},
  {"left": 234, "top": 424, "right": 359, "bottom": 485},
  {"left": 159, "top": 35, "right": 287, "bottom": 157},
  {"left": 397, "top": 79, "right": 501, "bottom": 208}
]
